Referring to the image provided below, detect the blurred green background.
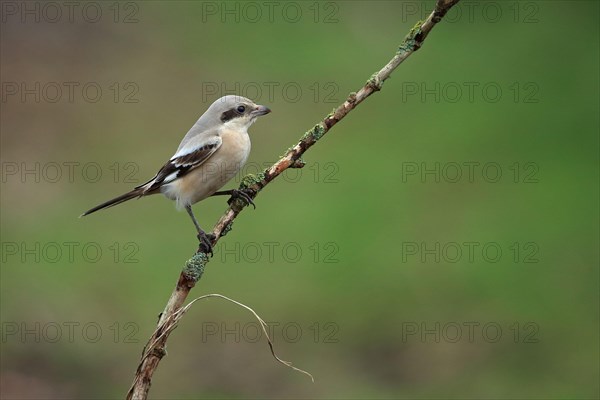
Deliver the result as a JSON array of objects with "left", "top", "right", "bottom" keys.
[{"left": 1, "top": 1, "right": 598, "bottom": 399}]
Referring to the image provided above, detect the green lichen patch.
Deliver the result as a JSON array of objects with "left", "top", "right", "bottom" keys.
[
  {"left": 302, "top": 123, "right": 326, "bottom": 142},
  {"left": 312, "top": 124, "right": 326, "bottom": 140},
  {"left": 398, "top": 20, "right": 423, "bottom": 53},
  {"left": 239, "top": 173, "right": 263, "bottom": 190},
  {"left": 183, "top": 252, "right": 208, "bottom": 281}
]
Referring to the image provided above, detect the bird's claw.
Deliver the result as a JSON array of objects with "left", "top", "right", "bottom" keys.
[
  {"left": 197, "top": 232, "right": 215, "bottom": 257},
  {"left": 228, "top": 188, "right": 256, "bottom": 209}
]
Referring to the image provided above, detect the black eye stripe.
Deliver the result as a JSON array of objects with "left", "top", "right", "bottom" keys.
[
  {"left": 220, "top": 105, "right": 247, "bottom": 122},
  {"left": 220, "top": 108, "right": 239, "bottom": 122}
]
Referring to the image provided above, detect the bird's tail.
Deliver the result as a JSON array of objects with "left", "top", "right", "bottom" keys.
[{"left": 80, "top": 188, "right": 144, "bottom": 217}]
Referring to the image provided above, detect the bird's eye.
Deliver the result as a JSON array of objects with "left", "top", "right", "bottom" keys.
[{"left": 236, "top": 105, "right": 246, "bottom": 113}]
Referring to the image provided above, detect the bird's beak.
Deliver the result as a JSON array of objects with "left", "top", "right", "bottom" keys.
[{"left": 252, "top": 105, "right": 271, "bottom": 116}]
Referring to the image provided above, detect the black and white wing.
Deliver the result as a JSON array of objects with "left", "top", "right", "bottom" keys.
[{"left": 137, "top": 135, "right": 222, "bottom": 193}]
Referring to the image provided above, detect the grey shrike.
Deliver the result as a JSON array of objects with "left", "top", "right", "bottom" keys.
[{"left": 81, "top": 95, "right": 271, "bottom": 255}]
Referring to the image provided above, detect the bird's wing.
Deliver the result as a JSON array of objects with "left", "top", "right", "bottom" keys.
[{"left": 136, "top": 134, "right": 222, "bottom": 193}]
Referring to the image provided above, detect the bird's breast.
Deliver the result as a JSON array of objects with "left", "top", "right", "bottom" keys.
[{"left": 212, "top": 128, "right": 251, "bottom": 177}]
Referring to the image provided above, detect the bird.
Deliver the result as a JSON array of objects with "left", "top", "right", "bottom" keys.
[{"left": 81, "top": 95, "right": 271, "bottom": 255}]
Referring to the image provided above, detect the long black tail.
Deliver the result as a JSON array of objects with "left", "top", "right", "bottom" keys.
[{"left": 80, "top": 188, "right": 144, "bottom": 217}]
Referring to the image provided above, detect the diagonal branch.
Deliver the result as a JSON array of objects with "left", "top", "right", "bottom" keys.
[{"left": 126, "top": 1, "right": 461, "bottom": 398}]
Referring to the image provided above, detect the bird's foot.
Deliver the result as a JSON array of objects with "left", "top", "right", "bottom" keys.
[
  {"left": 197, "top": 232, "right": 215, "bottom": 257},
  {"left": 228, "top": 188, "right": 256, "bottom": 209}
]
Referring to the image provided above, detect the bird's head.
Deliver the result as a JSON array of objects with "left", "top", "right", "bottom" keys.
[{"left": 209, "top": 95, "right": 271, "bottom": 131}]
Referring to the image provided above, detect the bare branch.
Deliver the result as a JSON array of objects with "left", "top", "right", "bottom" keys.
[{"left": 127, "top": 1, "right": 461, "bottom": 398}]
